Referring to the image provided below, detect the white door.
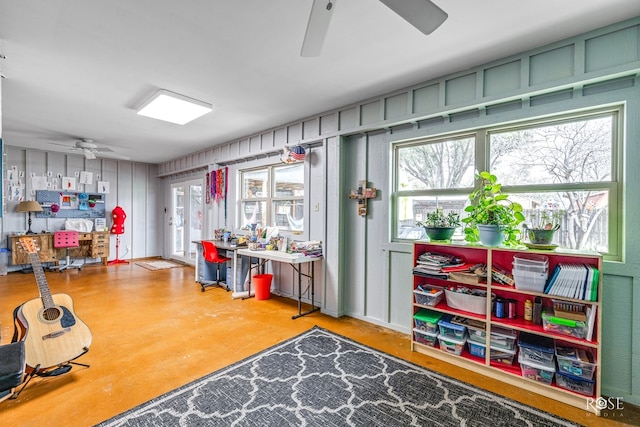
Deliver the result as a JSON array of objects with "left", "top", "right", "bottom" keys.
[{"left": 170, "top": 179, "right": 202, "bottom": 264}]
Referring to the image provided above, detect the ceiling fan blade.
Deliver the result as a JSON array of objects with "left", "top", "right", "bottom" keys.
[
  {"left": 83, "top": 148, "right": 97, "bottom": 160},
  {"left": 379, "top": 0, "right": 448, "bottom": 35},
  {"left": 301, "top": 0, "right": 336, "bottom": 57}
]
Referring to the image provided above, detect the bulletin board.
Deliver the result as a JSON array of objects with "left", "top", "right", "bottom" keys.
[{"left": 35, "top": 190, "right": 106, "bottom": 219}]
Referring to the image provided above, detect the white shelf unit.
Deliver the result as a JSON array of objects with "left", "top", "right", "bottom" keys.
[{"left": 411, "top": 241, "right": 602, "bottom": 414}]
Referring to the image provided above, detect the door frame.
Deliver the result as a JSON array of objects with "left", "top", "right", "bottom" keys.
[{"left": 169, "top": 179, "right": 203, "bottom": 265}]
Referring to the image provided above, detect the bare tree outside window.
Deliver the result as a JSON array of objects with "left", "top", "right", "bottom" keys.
[
  {"left": 393, "top": 109, "right": 620, "bottom": 255},
  {"left": 491, "top": 115, "right": 614, "bottom": 252}
]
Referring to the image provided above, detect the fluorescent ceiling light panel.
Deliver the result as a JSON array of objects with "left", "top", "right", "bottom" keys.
[{"left": 137, "top": 89, "right": 213, "bottom": 125}]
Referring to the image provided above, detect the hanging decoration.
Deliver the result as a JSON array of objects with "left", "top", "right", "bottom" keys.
[
  {"left": 207, "top": 166, "right": 229, "bottom": 226},
  {"left": 281, "top": 145, "right": 306, "bottom": 164},
  {"left": 349, "top": 179, "right": 377, "bottom": 216},
  {"left": 213, "top": 167, "right": 228, "bottom": 203},
  {"left": 205, "top": 171, "right": 212, "bottom": 205}
]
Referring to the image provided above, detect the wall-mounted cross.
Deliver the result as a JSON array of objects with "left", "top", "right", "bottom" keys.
[{"left": 349, "top": 180, "right": 377, "bottom": 216}]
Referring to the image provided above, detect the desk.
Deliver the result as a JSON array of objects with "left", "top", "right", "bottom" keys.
[
  {"left": 9, "top": 232, "right": 110, "bottom": 266},
  {"left": 194, "top": 240, "right": 247, "bottom": 294},
  {"left": 236, "top": 248, "right": 322, "bottom": 319}
]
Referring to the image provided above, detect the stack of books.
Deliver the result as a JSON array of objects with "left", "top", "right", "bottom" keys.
[
  {"left": 413, "top": 252, "right": 465, "bottom": 279},
  {"left": 544, "top": 263, "right": 599, "bottom": 301}
]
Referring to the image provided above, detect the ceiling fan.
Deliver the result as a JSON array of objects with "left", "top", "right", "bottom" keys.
[
  {"left": 51, "top": 138, "right": 130, "bottom": 160},
  {"left": 301, "top": 0, "right": 448, "bottom": 57}
]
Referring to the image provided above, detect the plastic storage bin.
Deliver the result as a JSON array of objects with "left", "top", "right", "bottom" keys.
[
  {"left": 413, "top": 309, "right": 443, "bottom": 334},
  {"left": 555, "top": 372, "right": 595, "bottom": 396},
  {"left": 468, "top": 340, "right": 486, "bottom": 358},
  {"left": 518, "top": 354, "right": 555, "bottom": 385},
  {"left": 445, "top": 288, "right": 489, "bottom": 315},
  {"left": 542, "top": 312, "right": 587, "bottom": 339},
  {"left": 451, "top": 316, "right": 485, "bottom": 343},
  {"left": 513, "top": 253, "right": 549, "bottom": 270},
  {"left": 468, "top": 341, "right": 517, "bottom": 364},
  {"left": 438, "top": 316, "right": 467, "bottom": 339},
  {"left": 490, "top": 326, "right": 518, "bottom": 350},
  {"left": 437, "top": 334, "right": 466, "bottom": 356},
  {"left": 513, "top": 270, "right": 548, "bottom": 292},
  {"left": 413, "top": 328, "right": 438, "bottom": 347},
  {"left": 490, "top": 347, "right": 517, "bottom": 366},
  {"left": 413, "top": 285, "right": 444, "bottom": 306},
  {"left": 555, "top": 342, "right": 596, "bottom": 380},
  {"left": 518, "top": 333, "right": 555, "bottom": 366},
  {"left": 513, "top": 253, "right": 549, "bottom": 292}
]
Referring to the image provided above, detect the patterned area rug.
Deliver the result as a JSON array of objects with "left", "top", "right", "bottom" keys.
[
  {"left": 135, "top": 260, "right": 183, "bottom": 270},
  {"left": 95, "top": 327, "right": 580, "bottom": 427}
]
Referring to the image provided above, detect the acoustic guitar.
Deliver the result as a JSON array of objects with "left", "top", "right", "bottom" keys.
[{"left": 15, "top": 237, "right": 92, "bottom": 369}]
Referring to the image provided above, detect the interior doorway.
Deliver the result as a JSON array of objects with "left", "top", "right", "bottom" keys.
[{"left": 170, "top": 179, "right": 202, "bottom": 264}]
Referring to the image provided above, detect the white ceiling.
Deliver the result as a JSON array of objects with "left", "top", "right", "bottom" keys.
[{"left": 1, "top": 1, "right": 639, "bottom": 164}]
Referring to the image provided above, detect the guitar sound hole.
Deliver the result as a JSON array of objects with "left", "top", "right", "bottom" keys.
[{"left": 42, "top": 307, "right": 62, "bottom": 322}]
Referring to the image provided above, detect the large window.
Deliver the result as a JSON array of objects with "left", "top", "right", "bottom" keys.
[
  {"left": 393, "top": 107, "right": 622, "bottom": 256},
  {"left": 239, "top": 163, "right": 305, "bottom": 232}
]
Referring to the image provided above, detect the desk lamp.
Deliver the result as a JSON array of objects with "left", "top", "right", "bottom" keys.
[{"left": 17, "top": 200, "right": 43, "bottom": 234}]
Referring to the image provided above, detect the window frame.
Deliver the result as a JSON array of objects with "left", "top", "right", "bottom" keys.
[
  {"left": 238, "top": 162, "right": 305, "bottom": 233},
  {"left": 391, "top": 105, "right": 623, "bottom": 260}
]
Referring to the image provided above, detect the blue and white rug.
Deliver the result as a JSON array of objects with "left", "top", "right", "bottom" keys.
[{"left": 96, "top": 326, "right": 580, "bottom": 426}]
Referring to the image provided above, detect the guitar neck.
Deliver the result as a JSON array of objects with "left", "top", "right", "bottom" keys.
[{"left": 27, "top": 252, "right": 55, "bottom": 308}]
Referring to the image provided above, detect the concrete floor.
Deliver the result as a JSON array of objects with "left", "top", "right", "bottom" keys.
[{"left": 0, "top": 261, "right": 637, "bottom": 426}]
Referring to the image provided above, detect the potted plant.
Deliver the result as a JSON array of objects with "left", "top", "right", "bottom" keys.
[
  {"left": 462, "top": 171, "right": 525, "bottom": 246},
  {"left": 523, "top": 209, "right": 563, "bottom": 245},
  {"left": 417, "top": 208, "right": 460, "bottom": 241}
]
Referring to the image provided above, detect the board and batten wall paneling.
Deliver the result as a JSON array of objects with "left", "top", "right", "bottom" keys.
[
  {"left": 364, "top": 130, "right": 391, "bottom": 324},
  {"left": 154, "top": 18, "right": 640, "bottom": 406},
  {"left": 601, "top": 274, "right": 634, "bottom": 399},
  {"left": 158, "top": 19, "right": 640, "bottom": 174},
  {"left": 388, "top": 249, "right": 413, "bottom": 328},
  {"left": 323, "top": 136, "right": 343, "bottom": 317},
  {"left": 342, "top": 134, "right": 367, "bottom": 319},
  {"left": 2, "top": 146, "right": 161, "bottom": 265}
]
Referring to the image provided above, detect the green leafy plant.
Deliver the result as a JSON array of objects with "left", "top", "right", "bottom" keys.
[
  {"left": 417, "top": 208, "right": 461, "bottom": 228},
  {"left": 527, "top": 209, "right": 563, "bottom": 230},
  {"left": 523, "top": 209, "right": 564, "bottom": 244},
  {"left": 462, "top": 171, "right": 525, "bottom": 246}
]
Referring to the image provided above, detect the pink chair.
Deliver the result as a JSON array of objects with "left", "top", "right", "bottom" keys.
[{"left": 52, "top": 230, "right": 83, "bottom": 272}]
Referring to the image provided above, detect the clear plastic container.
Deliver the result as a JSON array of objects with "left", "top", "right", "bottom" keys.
[
  {"left": 490, "top": 326, "right": 518, "bottom": 350},
  {"left": 413, "top": 285, "right": 444, "bottom": 306},
  {"left": 518, "top": 333, "right": 555, "bottom": 367},
  {"left": 513, "top": 270, "right": 548, "bottom": 292},
  {"left": 413, "top": 309, "right": 443, "bottom": 334},
  {"left": 413, "top": 328, "right": 438, "bottom": 347},
  {"left": 468, "top": 340, "right": 486, "bottom": 358},
  {"left": 555, "top": 342, "right": 596, "bottom": 380},
  {"left": 468, "top": 340, "right": 517, "bottom": 365},
  {"left": 513, "top": 253, "right": 549, "bottom": 270},
  {"left": 438, "top": 317, "right": 467, "bottom": 340},
  {"left": 490, "top": 347, "right": 517, "bottom": 366},
  {"left": 555, "top": 372, "right": 595, "bottom": 396},
  {"left": 437, "top": 334, "right": 466, "bottom": 356},
  {"left": 542, "top": 312, "right": 587, "bottom": 339},
  {"left": 519, "top": 353, "right": 555, "bottom": 385}
]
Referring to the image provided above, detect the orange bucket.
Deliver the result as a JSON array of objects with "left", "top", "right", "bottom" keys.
[{"left": 253, "top": 274, "right": 273, "bottom": 300}]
